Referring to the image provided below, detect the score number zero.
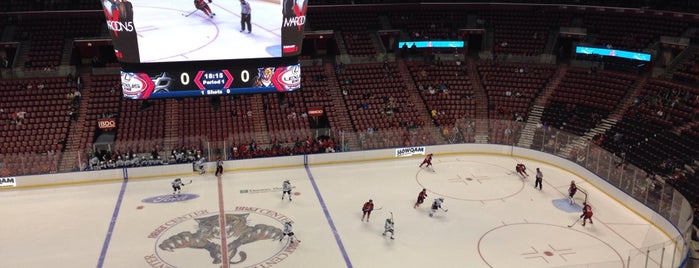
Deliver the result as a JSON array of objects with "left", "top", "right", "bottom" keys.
[{"left": 178, "top": 70, "right": 250, "bottom": 86}]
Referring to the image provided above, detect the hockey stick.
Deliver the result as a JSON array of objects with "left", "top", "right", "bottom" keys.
[
  {"left": 567, "top": 217, "right": 581, "bottom": 227},
  {"left": 441, "top": 208, "right": 448, "bottom": 212},
  {"left": 374, "top": 206, "right": 383, "bottom": 211},
  {"left": 187, "top": 179, "right": 193, "bottom": 185},
  {"left": 182, "top": 9, "right": 198, "bottom": 17}
]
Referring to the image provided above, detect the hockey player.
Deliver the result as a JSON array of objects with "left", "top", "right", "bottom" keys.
[
  {"left": 194, "top": 156, "right": 205, "bottom": 175},
  {"left": 580, "top": 202, "right": 593, "bottom": 226},
  {"left": 214, "top": 157, "right": 223, "bottom": 177},
  {"left": 429, "top": 197, "right": 445, "bottom": 217},
  {"left": 382, "top": 216, "right": 395, "bottom": 239},
  {"left": 414, "top": 188, "right": 428, "bottom": 208},
  {"left": 419, "top": 153, "right": 433, "bottom": 168},
  {"left": 535, "top": 168, "right": 543, "bottom": 190},
  {"left": 516, "top": 163, "right": 528, "bottom": 178},
  {"left": 172, "top": 178, "right": 184, "bottom": 196},
  {"left": 282, "top": 180, "right": 293, "bottom": 201},
  {"left": 568, "top": 180, "right": 578, "bottom": 205},
  {"left": 361, "top": 199, "right": 374, "bottom": 222},
  {"left": 194, "top": 0, "right": 215, "bottom": 18},
  {"left": 279, "top": 221, "right": 300, "bottom": 244}
]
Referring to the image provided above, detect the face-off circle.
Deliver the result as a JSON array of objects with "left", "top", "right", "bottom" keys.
[
  {"left": 478, "top": 223, "right": 624, "bottom": 267},
  {"left": 417, "top": 160, "right": 525, "bottom": 201}
]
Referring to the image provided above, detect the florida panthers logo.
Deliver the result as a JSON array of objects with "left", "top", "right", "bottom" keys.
[
  {"left": 254, "top": 67, "right": 275, "bottom": 87},
  {"left": 148, "top": 208, "right": 297, "bottom": 267}
]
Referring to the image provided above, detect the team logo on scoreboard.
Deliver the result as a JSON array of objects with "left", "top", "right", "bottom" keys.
[
  {"left": 272, "top": 64, "right": 301, "bottom": 92},
  {"left": 146, "top": 208, "right": 298, "bottom": 267},
  {"left": 254, "top": 67, "right": 275, "bottom": 87},
  {"left": 151, "top": 72, "right": 173, "bottom": 94},
  {"left": 121, "top": 72, "right": 155, "bottom": 99}
]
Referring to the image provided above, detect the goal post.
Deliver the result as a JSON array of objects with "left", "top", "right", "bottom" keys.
[{"left": 571, "top": 186, "right": 589, "bottom": 207}]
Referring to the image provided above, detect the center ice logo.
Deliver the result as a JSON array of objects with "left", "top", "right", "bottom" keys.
[{"left": 146, "top": 208, "right": 297, "bottom": 267}]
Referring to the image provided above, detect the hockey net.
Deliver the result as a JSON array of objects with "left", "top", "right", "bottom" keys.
[{"left": 571, "top": 186, "right": 589, "bottom": 207}]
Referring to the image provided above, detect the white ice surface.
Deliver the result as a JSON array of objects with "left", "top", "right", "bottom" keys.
[{"left": 0, "top": 154, "right": 675, "bottom": 267}]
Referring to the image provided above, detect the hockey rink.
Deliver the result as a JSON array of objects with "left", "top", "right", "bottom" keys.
[
  {"left": 128, "top": 0, "right": 282, "bottom": 62},
  {"left": 0, "top": 154, "right": 677, "bottom": 267}
]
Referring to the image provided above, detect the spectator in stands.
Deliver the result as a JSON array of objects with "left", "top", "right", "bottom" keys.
[
  {"left": 1, "top": 56, "right": 8, "bottom": 68},
  {"left": 335, "top": 63, "right": 343, "bottom": 75},
  {"left": 14, "top": 110, "right": 26, "bottom": 125},
  {"left": 76, "top": 76, "right": 83, "bottom": 90},
  {"left": 514, "top": 113, "right": 524, "bottom": 122}
]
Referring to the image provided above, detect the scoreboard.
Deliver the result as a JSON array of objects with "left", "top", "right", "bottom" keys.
[
  {"left": 120, "top": 59, "right": 301, "bottom": 99},
  {"left": 99, "top": 0, "right": 308, "bottom": 99}
]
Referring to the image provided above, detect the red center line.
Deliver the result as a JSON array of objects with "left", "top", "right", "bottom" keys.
[{"left": 217, "top": 175, "right": 229, "bottom": 268}]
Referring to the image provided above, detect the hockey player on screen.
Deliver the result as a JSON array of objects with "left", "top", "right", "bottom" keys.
[
  {"left": 580, "top": 202, "right": 593, "bottom": 226},
  {"left": 172, "top": 178, "right": 184, "bottom": 196},
  {"left": 414, "top": 188, "right": 428, "bottom": 208},
  {"left": 568, "top": 180, "right": 578, "bottom": 205},
  {"left": 419, "top": 153, "right": 433, "bottom": 168},
  {"left": 279, "top": 221, "right": 300, "bottom": 244},
  {"left": 102, "top": 0, "right": 140, "bottom": 62},
  {"left": 194, "top": 0, "right": 216, "bottom": 18},
  {"left": 282, "top": 180, "right": 293, "bottom": 201},
  {"left": 516, "top": 163, "right": 528, "bottom": 178},
  {"left": 429, "top": 198, "right": 446, "bottom": 217}
]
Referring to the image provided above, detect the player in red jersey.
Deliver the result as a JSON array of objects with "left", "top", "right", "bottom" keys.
[
  {"left": 361, "top": 199, "right": 375, "bottom": 222},
  {"left": 580, "top": 202, "right": 593, "bottom": 226},
  {"left": 515, "top": 163, "right": 528, "bottom": 178},
  {"left": 194, "top": 0, "right": 215, "bottom": 18},
  {"left": 419, "top": 153, "right": 433, "bottom": 168},
  {"left": 414, "top": 188, "right": 428, "bottom": 208}
]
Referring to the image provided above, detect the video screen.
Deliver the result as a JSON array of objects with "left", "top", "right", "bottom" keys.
[
  {"left": 398, "top": 41, "right": 465, "bottom": 49},
  {"left": 100, "top": 0, "right": 306, "bottom": 63},
  {"left": 575, "top": 46, "right": 651, "bottom": 62}
]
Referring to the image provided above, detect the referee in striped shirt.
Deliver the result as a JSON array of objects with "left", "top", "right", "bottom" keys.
[{"left": 240, "top": 0, "right": 251, "bottom": 33}]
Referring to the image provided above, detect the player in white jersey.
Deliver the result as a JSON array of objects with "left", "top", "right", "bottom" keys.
[
  {"left": 429, "top": 198, "right": 445, "bottom": 217},
  {"left": 382, "top": 216, "right": 395, "bottom": 239},
  {"left": 282, "top": 180, "right": 293, "bottom": 201},
  {"left": 171, "top": 178, "right": 184, "bottom": 196},
  {"left": 279, "top": 221, "right": 300, "bottom": 244},
  {"left": 195, "top": 157, "right": 205, "bottom": 175}
]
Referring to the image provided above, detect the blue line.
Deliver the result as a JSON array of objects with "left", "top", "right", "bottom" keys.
[
  {"left": 304, "top": 161, "right": 353, "bottom": 268},
  {"left": 96, "top": 168, "right": 129, "bottom": 268}
]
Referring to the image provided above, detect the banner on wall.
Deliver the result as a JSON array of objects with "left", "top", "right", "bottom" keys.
[
  {"left": 97, "top": 118, "right": 116, "bottom": 130},
  {"left": 307, "top": 107, "right": 324, "bottom": 117},
  {"left": 0, "top": 177, "right": 16, "bottom": 187},
  {"left": 395, "top": 147, "right": 426, "bottom": 157}
]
